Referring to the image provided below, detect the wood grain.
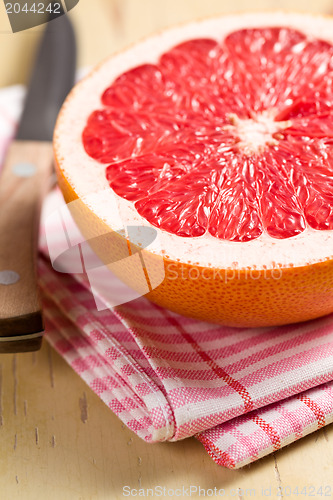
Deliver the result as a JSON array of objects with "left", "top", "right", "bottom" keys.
[
  {"left": 1, "top": 0, "right": 333, "bottom": 497},
  {"left": 0, "top": 141, "right": 53, "bottom": 352}
]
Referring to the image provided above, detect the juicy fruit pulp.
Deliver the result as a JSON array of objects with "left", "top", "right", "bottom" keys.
[{"left": 82, "top": 27, "right": 333, "bottom": 243}]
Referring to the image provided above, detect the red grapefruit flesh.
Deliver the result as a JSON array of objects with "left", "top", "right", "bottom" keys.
[{"left": 83, "top": 26, "right": 333, "bottom": 243}]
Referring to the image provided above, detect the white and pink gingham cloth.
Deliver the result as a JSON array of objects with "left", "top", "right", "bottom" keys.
[{"left": 2, "top": 85, "right": 333, "bottom": 469}]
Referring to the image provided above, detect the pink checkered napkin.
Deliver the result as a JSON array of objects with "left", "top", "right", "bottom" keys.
[
  {"left": 2, "top": 86, "right": 333, "bottom": 469},
  {"left": 39, "top": 191, "right": 333, "bottom": 469}
]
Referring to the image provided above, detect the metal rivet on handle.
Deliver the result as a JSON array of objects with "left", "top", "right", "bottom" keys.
[
  {"left": 0, "top": 270, "right": 20, "bottom": 285},
  {"left": 12, "top": 162, "right": 37, "bottom": 178}
]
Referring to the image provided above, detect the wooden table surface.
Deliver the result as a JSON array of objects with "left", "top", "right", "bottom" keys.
[{"left": 1, "top": 1, "right": 333, "bottom": 498}]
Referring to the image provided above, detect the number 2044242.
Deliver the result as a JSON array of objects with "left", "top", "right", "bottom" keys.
[
  {"left": 5, "top": 3, "right": 61, "bottom": 14},
  {"left": 269, "top": 486, "right": 332, "bottom": 497}
]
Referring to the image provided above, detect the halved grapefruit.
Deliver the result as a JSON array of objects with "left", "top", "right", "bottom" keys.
[{"left": 54, "top": 12, "right": 333, "bottom": 327}]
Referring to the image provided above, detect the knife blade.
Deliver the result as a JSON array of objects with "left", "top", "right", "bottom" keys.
[{"left": 0, "top": 14, "right": 76, "bottom": 353}]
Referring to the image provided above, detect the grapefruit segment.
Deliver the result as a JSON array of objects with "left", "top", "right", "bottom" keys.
[
  {"left": 208, "top": 167, "right": 263, "bottom": 242},
  {"left": 256, "top": 150, "right": 306, "bottom": 239},
  {"left": 135, "top": 172, "right": 217, "bottom": 238}
]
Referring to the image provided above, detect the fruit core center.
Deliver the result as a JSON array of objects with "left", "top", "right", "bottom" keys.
[{"left": 227, "top": 112, "right": 291, "bottom": 154}]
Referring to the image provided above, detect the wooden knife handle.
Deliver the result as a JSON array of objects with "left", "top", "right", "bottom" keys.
[{"left": 0, "top": 140, "right": 54, "bottom": 353}]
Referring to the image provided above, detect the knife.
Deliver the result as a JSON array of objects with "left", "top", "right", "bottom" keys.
[{"left": 0, "top": 14, "right": 76, "bottom": 353}]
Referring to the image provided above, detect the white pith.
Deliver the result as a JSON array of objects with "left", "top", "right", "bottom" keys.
[
  {"left": 54, "top": 12, "right": 333, "bottom": 270},
  {"left": 226, "top": 111, "right": 291, "bottom": 155}
]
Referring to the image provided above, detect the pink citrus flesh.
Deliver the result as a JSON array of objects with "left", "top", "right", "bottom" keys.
[{"left": 82, "top": 26, "right": 333, "bottom": 243}]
